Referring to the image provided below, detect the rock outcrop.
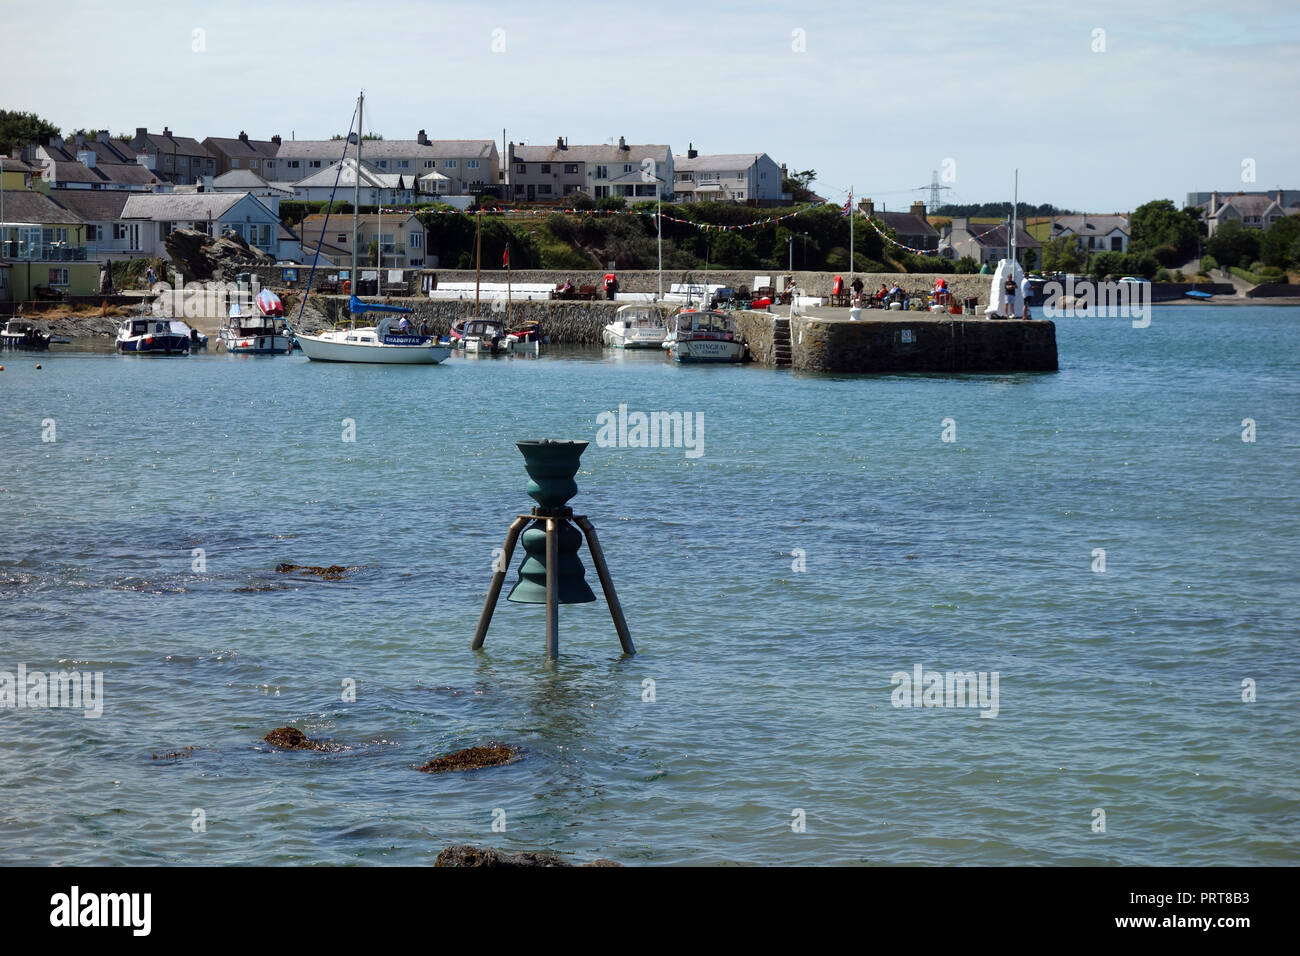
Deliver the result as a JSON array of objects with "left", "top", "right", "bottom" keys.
[{"left": 164, "top": 227, "right": 275, "bottom": 282}]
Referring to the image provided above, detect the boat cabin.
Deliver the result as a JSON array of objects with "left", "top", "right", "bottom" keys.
[{"left": 674, "top": 309, "right": 736, "bottom": 340}]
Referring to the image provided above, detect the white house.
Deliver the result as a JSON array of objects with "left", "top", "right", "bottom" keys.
[
  {"left": 121, "top": 192, "right": 282, "bottom": 258},
  {"left": 508, "top": 137, "right": 673, "bottom": 201},
  {"left": 288, "top": 158, "right": 415, "bottom": 205},
  {"left": 273, "top": 134, "right": 499, "bottom": 196},
  {"left": 672, "top": 148, "right": 786, "bottom": 203},
  {"left": 1050, "top": 214, "right": 1130, "bottom": 253}
]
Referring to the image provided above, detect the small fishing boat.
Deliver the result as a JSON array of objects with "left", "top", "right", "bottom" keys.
[
  {"left": 116, "top": 317, "right": 192, "bottom": 354},
  {"left": 505, "top": 319, "right": 541, "bottom": 354},
  {"left": 666, "top": 308, "right": 745, "bottom": 363},
  {"left": 295, "top": 296, "right": 451, "bottom": 364},
  {"left": 603, "top": 304, "right": 668, "bottom": 349},
  {"left": 219, "top": 302, "right": 291, "bottom": 354},
  {"left": 1, "top": 319, "right": 51, "bottom": 351},
  {"left": 450, "top": 316, "right": 507, "bottom": 353}
]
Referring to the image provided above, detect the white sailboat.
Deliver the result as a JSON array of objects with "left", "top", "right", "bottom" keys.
[{"left": 291, "top": 91, "right": 451, "bottom": 365}]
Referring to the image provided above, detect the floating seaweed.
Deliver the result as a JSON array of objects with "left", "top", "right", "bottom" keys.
[
  {"left": 151, "top": 746, "right": 195, "bottom": 761},
  {"left": 276, "top": 563, "right": 351, "bottom": 581},
  {"left": 263, "top": 727, "right": 342, "bottom": 752}
]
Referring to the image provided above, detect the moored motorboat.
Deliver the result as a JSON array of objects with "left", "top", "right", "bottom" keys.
[
  {"left": 667, "top": 308, "right": 745, "bottom": 363},
  {"left": 219, "top": 302, "right": 291, "bottom": 354},
  {"left": 116, "top": 316, "right": 192, "bottom": 354},
  {"left": 603, "top": 304, "right": 668, "bottom": 349},
  {"left": 1, "top": 319, "right": 51, "bottom": 351}
]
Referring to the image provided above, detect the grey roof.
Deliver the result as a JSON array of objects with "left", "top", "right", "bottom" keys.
[
  {"left": 74, "top": 138, "right": 137, "bottom": 163},
  {"left": 1052, "top": 214, "right": 1129, "bottom": 235},
  {"left": 0, "top": 191, "right": 85, "bottom": 225},
  {"left": 1212, "top": 193, "right": 1282, "bottom": 216},
  {"left": 879, "top": 211, "right": 938, "bottom": 238},
  {"left": 513, "top": 142, "right": 669, "bottom": 165},
  {"left": 48, "top": 161, "right": 104, "bottom": 184},
  {"left": 957, "top": 223, "right": 1042, "bottom": 248},
  {"left": 97, "top": 162, "right": 165, "bottom": 185},
  {"left": 674, "top": 152, "right": 770, "bottom": 172},
  {"left": 213, "top": 169, "right": 272, "bottom": 188},
  {"left": 121, "top": 192, "right": 256, "bottom": 221},
  {"left": 274, "top": 139, "right": 494, "bottom": 162},
  {"left": 2, "top": 156, "right": 38, "bottom": 173},
  {"left": 292, "top": 158, "right": 411, "bottom": 190},
  {"left": 203, "top": 135, "right": 280, "bottom": 160},
  {"left": 48, "top": 190, "right": 129, "bottom": 222},
  {"left": 133, "top": 131, "right": 211, "bottom": 158}
]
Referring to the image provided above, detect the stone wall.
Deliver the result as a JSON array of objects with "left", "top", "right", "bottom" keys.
[{"left": 791, "top": 315, "right": 1058, "bottom": 373}]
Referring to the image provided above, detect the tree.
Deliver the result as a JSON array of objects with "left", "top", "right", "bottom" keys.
[
  {"left": 1260, "top": 214, "right": 1300, "bottom": 270},
  {"left": 0, "top": 109, "right": 61, "bottom": 156},
  {"left": 1205, "top": 220, "right": 1261, "bottom": 269},
  {"left": 1128, "top": 199, "right": 1199, "bottom": 266},
  {"left": 782, "top": 169, "right": 818, "bottom": 203},
  {"left": 1041, "top": 235, "right": 1086, "bottom": 274}
]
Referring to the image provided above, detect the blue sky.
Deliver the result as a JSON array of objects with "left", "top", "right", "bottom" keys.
[{"left": 3, "top": 0, "right": 1297, "bottom": 212}]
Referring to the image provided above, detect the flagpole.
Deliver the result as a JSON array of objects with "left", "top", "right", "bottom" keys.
[{"left": 849, "top": 185, "right": 854, "bottom": 292}]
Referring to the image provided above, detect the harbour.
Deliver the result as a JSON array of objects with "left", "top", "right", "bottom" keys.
[{"left": 1, "top": 304, "right": 1295, "bottom": 865}]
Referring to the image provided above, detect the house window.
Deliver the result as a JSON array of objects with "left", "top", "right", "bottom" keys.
[
  {"left": 337, "top": 234, "right": 346, "bottom": 244},
  {"left": 538, "top": 184, "right": 551, "bottom": 195},
  {"left": 564, "top": 163, "right": 578, "bottom": 174},
  {"left": 515, "top": 163, "right": 526, "bottom": 173},
  {"left": 594, "top": 165, "right": 608, "bottom": 179},
  {"left": 541, "top": 164, "right": 551, "bottom": 173},
  {"left": 48, "top": 268, "right": 69, "bottom": 286},
  {"left": 86, "top": 225, "right": 101, "bottom": 242},
  {"left": 409, "top": 232, "right": 423, "bottom": 248},
  {"left": 467, "top": 159, "right": 480, "bottom": 169},
  {"left": 594, "top": 186, "right": 609, "bottom": 198},
  {"left": 1111, "top": 236, "right": 1122, "bottom": 251},
  {"left": 231, "top": 159, "right": 241, "bottom": 168},
  {"left": 398, "top": 160, "right": 409, "bottom": 168},
  {"left": 377, "top": 160, "right": 387, "bottom": 168},
  {"left": 310, "top": 160, "right": 321, "bottom": 168},
  {"left": 623, "top": 164, "right": 633, "bottom": 174},
  {"left": 288, "top": 160, "right": 300, "bottom": 169},
  {"left": 424, "top": 160, "right": 434, "bottom": 169},
  {"left": 444, "top": 160, "right": 457, "bottom": 169}
]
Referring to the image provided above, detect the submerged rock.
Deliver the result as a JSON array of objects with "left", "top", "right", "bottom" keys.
[
  {"left": 417, "top": 744, "right": 519, "bottom": 774},
  {"left": 433, "top": 845, "right": 620, "bottom": 867},
  {"left": 151, "top": 746, "right": 195, "bottom": 761},
  {"left": 264, "top": 727, "right": 339, "bottom": 752},
  {"left": 276, "top": 563, "right": 350, "bottom": 581}
]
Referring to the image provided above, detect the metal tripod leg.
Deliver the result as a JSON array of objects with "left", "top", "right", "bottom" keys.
[
  {"left": 471, "top": 515, "right": 529, "bottom": 650},
  {"left": 575, "top": 516, "right": 635, "bottom": 655}
]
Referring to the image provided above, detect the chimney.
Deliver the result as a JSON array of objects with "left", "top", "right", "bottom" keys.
[
  {"left": 417, "top": 129, "right": 428, "bottom": 146},
  {"left": 618, "top": 135, "right": 628, "bottom": 151},
  {"left": 1277, "top": 188, "right": 1284, "bottom": 205},
  {"left": 687, "top": 143, "right": 698, "bottom": 159},
  {"left": 861, "top": 198, "right": 874, "bottom": 215},
  {"left": 910, "top": 200, "right": 926, "bottom": 222},
  {"left": 135, "top": 127, "right": 147, "bottom": 140},
  {"left": 271, "top": 134, "right": 281, "bottom": 146},
  {"left": 557, "top": 136, "right": 564, "bottom": 150},
  {"left": 163, "top": 126, "right": 172, "bottom": 138},
  {"left": 238, "top": 131, "right": 249, "bottom": 143},
  {"left": 1209, "top": 190, "right": 1219, "bottom": 217},
  {"left": 78, "top": 148, "right": 96, "bottom": 168}
]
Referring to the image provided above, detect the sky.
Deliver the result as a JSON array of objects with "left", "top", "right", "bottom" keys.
[{"left": 2, "top": 0, "right": 1298, "bottom": 213}]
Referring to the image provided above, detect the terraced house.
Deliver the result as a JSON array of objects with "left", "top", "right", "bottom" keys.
[
  {"left": 0, "top": 188, "right": 99, "bottom": 298},
  {"left": 128, "top": 127, "right": 215, "bottom": 185},
  {"left": 273, "top": 132, "right": 498, "bottom": 197},
  {"left": 507, "top": 137, "right": 673, "bottom": 202}
]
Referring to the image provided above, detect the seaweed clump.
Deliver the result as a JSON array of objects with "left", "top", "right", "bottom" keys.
[{"left": 418, "top": 744, "right": 519, "bottom": 774}]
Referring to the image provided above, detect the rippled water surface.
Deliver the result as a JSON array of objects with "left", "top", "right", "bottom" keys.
[{"left": 1, "top": 306, "right": 1297, "bottom": 865}]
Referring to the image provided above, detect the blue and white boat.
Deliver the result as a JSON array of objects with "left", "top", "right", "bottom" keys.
[{"left": 115, "top": 317, "right": 192, "bottom": 355}]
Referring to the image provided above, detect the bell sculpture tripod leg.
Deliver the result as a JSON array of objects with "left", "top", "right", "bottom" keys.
[
  {"left": 471, "top": 515, "right": 529, "bottom": 650},
  {"left": 545, "top": 517, "right": 560, "bottom": 659},
  {"left": 575, "top": 515, "right": 635, "bottom": 655}
]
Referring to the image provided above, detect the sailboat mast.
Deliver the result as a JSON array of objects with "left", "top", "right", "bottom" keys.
[
  {"left": 1011, "top": 168, "right": 1018, "bottom": 269},
  {"left": 474, "top": 207, "right": 482, "bottom": 317},
  {"left": 351, "top": 91, "right": 363, "bottom": 327}
]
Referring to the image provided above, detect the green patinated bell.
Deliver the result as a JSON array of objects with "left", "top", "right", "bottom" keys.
[
  {"left": 516, "top": 439, "right": 589, "bottom": 510},
  {"left": 506, "top": 519, "right": 597, "bottom": 604}
]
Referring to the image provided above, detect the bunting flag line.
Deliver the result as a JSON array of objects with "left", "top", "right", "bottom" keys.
[{"left": 364, "top": 201, "right": 832, "bottom": 233}]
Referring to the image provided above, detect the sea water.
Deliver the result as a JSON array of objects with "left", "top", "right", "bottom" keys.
[{"left": 0, "top": 306, "right": 1296, "bottom": 865}]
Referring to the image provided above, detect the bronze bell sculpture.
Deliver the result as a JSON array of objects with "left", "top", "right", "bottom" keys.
[{"left": 472, "top": 440, "right": 635, "bottom": 659}]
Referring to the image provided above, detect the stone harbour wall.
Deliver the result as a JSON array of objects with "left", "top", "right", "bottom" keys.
[{"left": 791, "top": 315, "right": 1059, "bottom": 373}]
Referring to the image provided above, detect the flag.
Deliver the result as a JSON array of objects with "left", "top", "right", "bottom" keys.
[
  {"left": 502, "top": 245, "right": 510, "bottom": 267},
  {"left": 841, "top": 192, "right": 853, "bottom": 217}
]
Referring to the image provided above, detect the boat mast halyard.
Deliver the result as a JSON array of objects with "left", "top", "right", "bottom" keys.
[
  {"left": 474, "top": 207, "right": 482, "bottom": 317},
  {"left": 1011, "top": 168, "right": 1018, "bottom": 272},
  {"left": 351, "top": 90, "right": 363, "bottom": 330}
]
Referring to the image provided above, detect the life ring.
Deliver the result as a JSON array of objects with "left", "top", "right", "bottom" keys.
[
  {"left": 342, "top": 280, "right": 351, "bottom": 295},
  {"left": 832, "top": 275, "right": 843, "bottom": 295}
]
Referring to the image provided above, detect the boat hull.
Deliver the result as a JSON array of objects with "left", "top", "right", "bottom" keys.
[
  {"left": 670, "top": 339, "right": 745, "bottom": 363},
  {"left": 604, "top": 330, "right": 668, "bottom": 349},
  {"left": 296, "top": 333, "right": 451, "bottom": 364},
  {"left": 219, "top": 331, "right": 292, "bottom": 354},
  {"left": 117, "top": 335, "right": 190, "bottom": 354}
]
